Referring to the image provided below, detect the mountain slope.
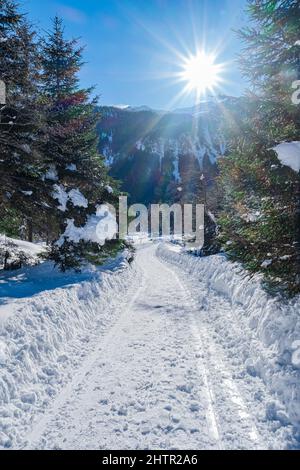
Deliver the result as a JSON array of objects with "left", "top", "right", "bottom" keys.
[{"left": 97, "top": 97, "right": 238, "bottom": 206}]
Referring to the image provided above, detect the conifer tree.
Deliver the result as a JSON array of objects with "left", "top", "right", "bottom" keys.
[
  {"left": 0, "top": 0, "right": 53, "bottom": 241},
  {"left": 40, "top": 17, "right": 119, "bottom": 270},
  {"left": 218, "top": 0, "right": 300, "bottom": 295}
]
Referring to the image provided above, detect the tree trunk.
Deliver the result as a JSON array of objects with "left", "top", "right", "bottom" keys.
[
  {"left": 27, "top": 220, "right": 33, "bottom": 242},
  {"left": 4, "top": 250, "right": 9, "bottom": 270}
]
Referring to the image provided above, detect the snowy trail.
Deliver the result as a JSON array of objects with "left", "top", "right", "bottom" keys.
[{"left": 20, "top": 243, "right": 292, "bottom": 449}]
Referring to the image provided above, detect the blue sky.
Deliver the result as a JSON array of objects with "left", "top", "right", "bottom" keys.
[{"left": 24, "top": 0, "right": 248, "bottom": 109}]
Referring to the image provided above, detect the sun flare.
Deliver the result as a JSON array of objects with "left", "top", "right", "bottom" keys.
[{"left": 180, "top": 51, "right": 223, "bottom": 95}]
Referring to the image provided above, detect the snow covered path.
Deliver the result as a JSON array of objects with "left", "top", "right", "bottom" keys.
[{"left": 21, "top": 243, "right": 293, "bottom": 450}]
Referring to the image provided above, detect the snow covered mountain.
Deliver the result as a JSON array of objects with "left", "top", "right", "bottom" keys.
[{"left": 97, "top": 97, "right": 238, "bottom": 205}]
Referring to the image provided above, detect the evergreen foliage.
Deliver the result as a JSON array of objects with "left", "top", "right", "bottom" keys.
[
  {"left": 218, "top": 0, "right": 300, "bottom": 295},
  {"left": 0, "top": 3, "right": 121, "bottom": 270},
  {"left": 40, "top": 16, "right": 120, "bottom": 270},
  {"left": 0, "top": 1, "right": 53, "bottom": 241}
]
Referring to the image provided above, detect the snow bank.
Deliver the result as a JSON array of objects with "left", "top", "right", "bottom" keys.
[
  {"left": 0, "top": 235, "right": 45, "bottom": 270},
  {"left": 157, "top": 244, "right": 300, "bottom": 435},
  {"left": 0, "top": 236, "right": 44, "bottom": 259},
  {"left": 0, "top": 251, "right": 137, "bottom": 448}
]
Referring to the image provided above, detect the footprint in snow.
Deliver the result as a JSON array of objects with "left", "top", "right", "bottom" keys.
[
  {"left": 176, "top": 384, "right": 193, "bottom": 394},
  {"left": 99, "top": 398, "right": 108, "bottom": 405},
  {"left": 190, "top": 403, "right": 200, "bottom": 412},
  {"left": 190, "top": 428, "right": 200, "bottom": 434},
  {"left": 171, "top": 415, "right": 180, "bottom": 423}
]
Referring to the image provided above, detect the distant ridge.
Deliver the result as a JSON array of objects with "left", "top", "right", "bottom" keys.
[{"left": 108, "top": 95, "right": 238, "bottom": 116}]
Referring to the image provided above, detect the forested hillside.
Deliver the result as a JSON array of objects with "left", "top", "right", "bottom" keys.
[{"left": 97, "top": 98, "right": 236, "bottom": 207}]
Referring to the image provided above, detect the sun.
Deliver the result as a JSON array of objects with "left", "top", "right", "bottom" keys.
[{"left": 180, "top": 51, "right": 223, "bottom": 95}]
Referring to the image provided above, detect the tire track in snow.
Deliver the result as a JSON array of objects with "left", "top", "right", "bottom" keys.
[
  {"left": 156, "top": 245, "right": 263, "bottom": 449},
  {"left": 154, "top": 255, "right": 223, "bottom": 449},
  {"left": 24, "top": 262, "right": 147, "bottom": 449},
  {"left": 25, "top": 243, "right": 264, "bottom": 449},
  {"left": 24, "top": 244, "right": 220, "bottom": 449}
]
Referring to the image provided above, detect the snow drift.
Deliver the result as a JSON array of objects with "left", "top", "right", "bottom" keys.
[
  {"left": 0, "top": 235, "right": 45, "bottom": 270},
  {"left": 0, "top": 250, "right": 137, "bottom": 449},
  {"left": 157, "top": 243, "right": 300, "bottom": 436}
]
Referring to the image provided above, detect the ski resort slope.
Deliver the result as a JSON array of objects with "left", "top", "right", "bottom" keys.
[{"left": 10, "top": 243, "right": 295, "bottom": 450}]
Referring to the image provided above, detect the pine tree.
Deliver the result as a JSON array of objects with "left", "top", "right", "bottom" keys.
[
  {"left": 40, "top": 17, "right": 120, "bottom": 270},
  {"left": 218, "top": 0, "right": 300, "bottom": 295},
  {"left": 0, "top": 0, "right": 54, "bottom": 242}
]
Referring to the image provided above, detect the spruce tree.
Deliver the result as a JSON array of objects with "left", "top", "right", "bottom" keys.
[
  {"left": 40, "top": 17, "right": 119, "bottom": 270},
  {"left": 218, "top": 0, "right": 300, "bottom": 295},
  {"left": 0, "top": 0, "right": 54, "bottom": 242}
]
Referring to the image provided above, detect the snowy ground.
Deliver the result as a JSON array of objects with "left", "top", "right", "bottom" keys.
[
  {"left": 0, "top": 235, "right": 45, "bottom": 270},
  {"left": 0, "top": 242, "right": 299, "bottom": 449}
]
